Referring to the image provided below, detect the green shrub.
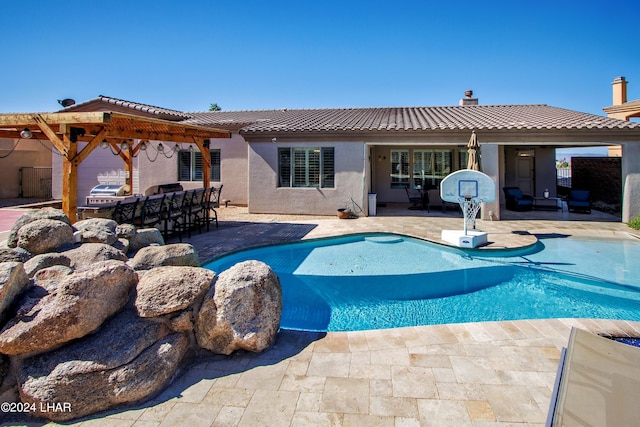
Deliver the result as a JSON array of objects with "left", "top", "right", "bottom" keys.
[{"left": 628, "top": 215, "right": 640, "bottom": 230}]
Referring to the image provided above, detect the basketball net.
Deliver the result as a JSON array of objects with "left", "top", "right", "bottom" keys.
[{"left": 458, "top": 196, "right": 483, "bottom": 235}]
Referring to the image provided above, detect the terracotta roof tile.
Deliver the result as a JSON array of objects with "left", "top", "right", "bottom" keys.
[{"left": 184, "top": 104, "right": 640, "bottom": 134}]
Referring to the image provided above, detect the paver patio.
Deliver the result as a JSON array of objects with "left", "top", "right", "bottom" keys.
[{"left": 2, "top": 204, "right": 638, "bottom": 426}]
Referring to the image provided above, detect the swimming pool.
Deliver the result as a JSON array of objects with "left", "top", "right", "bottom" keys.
[{"left": 204, "top": 233, "right": 640, "bottom": 332}]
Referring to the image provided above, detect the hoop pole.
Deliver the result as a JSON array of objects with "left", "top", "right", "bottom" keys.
[
  {"left": 464, "top": 201, "right": 469, "bottom": 235},
  {"left": 459, "top": 198, "right": 482, "bottom": 235}
]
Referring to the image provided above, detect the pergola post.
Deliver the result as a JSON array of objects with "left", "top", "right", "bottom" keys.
[
  {"left": 60, "top": 126, "right": 78, "bottom": 222},
  {"left": 124, "top": 147, "right": 134, "bottom": 193},
  {"left": 196, "top": 139, "right": 211, "bottom": 188}
]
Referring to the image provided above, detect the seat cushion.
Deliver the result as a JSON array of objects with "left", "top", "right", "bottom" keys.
[
  {"left": 570, "top": 191, "right": 590, "bottom": 202},
  {"left": 505, "top": 188, "right": 523, "bottom": 198}
]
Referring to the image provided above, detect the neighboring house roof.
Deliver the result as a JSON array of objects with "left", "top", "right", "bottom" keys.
[
  {"left": 603, "top": 99, "right": 640, "bottom": 118},
  {"left": 62, "top": 95, "right": 192, "bottom": 121},
  {"left": 185, "top": 104, "right": 640, "bottom": 133}
]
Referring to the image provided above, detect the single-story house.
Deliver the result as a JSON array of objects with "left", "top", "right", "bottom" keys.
[
  {"left": 4, "top": 82, "right": 640, "bottom": 222},
  {"left": 184, "top": 92, "right": 640, "bottom": 222}
]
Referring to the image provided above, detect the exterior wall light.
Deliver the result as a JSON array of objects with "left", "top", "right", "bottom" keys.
[{"left": 20, "top": 128, "right": 33, "bottom": 139}]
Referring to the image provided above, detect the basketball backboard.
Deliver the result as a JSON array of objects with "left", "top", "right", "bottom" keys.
[{"left": 440, "top": 170, "right": 496, "bottom": 203}]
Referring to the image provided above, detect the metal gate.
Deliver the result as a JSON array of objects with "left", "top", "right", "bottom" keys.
[{"left": 19, "top": 167, "right": 52, "bottom": 198}]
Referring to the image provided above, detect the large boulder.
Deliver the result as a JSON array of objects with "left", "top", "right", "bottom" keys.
[
  {"left": 6, "top": 208, "right": 70, "bottom": 248},
  {"left": 0, "top": 261, "right": 137, "bottom": 355},
  {"left": 23, "top": 253, "right": 71, "bottom": 278},
  {"left": 0, "top": 353, "right": 17, "bottom": 405},
  {"left": 115, "top": 223, "right": 137, "bottom": 240},
  {"left": 32, "top": 265, "right": 74, "bottom": 285},
  {"left": 73, "top": 218, "right": 118, "bottom": 245},
  {"left": 16, "top": 219, "right": 75, "bottom": 255},
  {"left": 0, "top": 262, "right": 29, "bottom": 324},
  {"left": 62, "top": 243, "right": 128, "bottom": 271},
  {"left": 128, "top": 243, "right": 200, "bottom": 271},
  {"left": 0, "top": 247, "right": 30, "bottom": 263},
  {"left": 128, "top": 228, "right": 165, "bottom": 253},
  {"left": 195, "top": 260, "right": 282, "bottom": 355},
  {"left": 17, "top": 311, "right": 188, "bottom": 422},
  {"left": 135, "top": 266, "right": 214, "bottom": 318}
]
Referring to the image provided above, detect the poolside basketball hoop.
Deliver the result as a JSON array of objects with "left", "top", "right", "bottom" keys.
[
  {"left": 440, "top": 170, "right": 496, "bottom": 248},
  {"left": 459, "top": 196, "right": 483, "bottom": 236}
]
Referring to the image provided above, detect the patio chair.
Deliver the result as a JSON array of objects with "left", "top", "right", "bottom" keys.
[
  {"left": 136, "top": 195, "right": 166, "bottom": 230},
  {"left": 163, "top": 191, "right": 186, "bottom": 242},
  {"left": 202, "top": 185, "right": 223, "bottom": 231},
  {"left": 567, "top": 189, "right": 591, "bottom": 214},
  {"left": 503, "top": 187, "right": 534, "bottom": 211},
  {"left": 111, "top": 198, "right": 140, "bottom": 224},
  {"left": 185, "top": 188, "right": 206, "bottom": 237},
  {"left": 405, "top": 187, "right": 429, "bottom": 211}
]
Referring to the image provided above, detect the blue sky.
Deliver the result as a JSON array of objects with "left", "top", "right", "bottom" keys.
[{"left": 1, "top": 0, "right": 638, "bottom": 122}]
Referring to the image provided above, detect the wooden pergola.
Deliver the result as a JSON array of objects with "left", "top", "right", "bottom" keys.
[{"left": 0, "top": 111, "right": 230, "bottom": 222}]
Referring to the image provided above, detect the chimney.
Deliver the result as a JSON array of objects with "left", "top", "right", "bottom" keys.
[
  {"left": 612, "top": 76, "right": 627, "bottom": 105},
  {"left": 459, "top": 90, "right": 478, "bottom": 106}
]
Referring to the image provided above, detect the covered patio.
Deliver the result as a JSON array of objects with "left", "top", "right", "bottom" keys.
[{"left": 0, "top": 112, "right": 230, "bottom": 222}]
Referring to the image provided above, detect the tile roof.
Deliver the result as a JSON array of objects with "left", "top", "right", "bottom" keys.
[
  {"left": 62, "top": 95, "right": 192, "bottom": 120},
  {"left": 184, "top": 104, "right": 640, "bottom": 134}
]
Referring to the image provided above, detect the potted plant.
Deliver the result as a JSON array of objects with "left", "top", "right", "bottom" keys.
[
  {"left": 337, "top": 208, "right": 354, "bottom": 219},
  {"left": 337, "top": 196, "right": 361, "bottom": 219}
]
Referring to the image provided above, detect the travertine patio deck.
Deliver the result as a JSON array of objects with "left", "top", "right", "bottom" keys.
[{"left": 3, "top": 205, "right": 639, "bottom": 427}]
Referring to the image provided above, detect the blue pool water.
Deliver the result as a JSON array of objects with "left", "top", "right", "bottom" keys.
[{"left": 204, "top": 233, "right": 640, "bottom": 332}]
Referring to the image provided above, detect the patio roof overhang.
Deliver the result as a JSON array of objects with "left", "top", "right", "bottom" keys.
[
  {"left": 240, "top": 128, "right": 640, "bottom": 146},
  {"left": 0, "top": 111, "right": 231, "bottom": 222}
]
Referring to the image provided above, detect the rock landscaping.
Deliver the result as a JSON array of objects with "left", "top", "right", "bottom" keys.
[{"left": 0, "top": 208, "right": 282, "bottom": 422}]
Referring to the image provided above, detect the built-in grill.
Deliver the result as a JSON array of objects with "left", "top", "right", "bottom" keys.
[
  {"left": 156, "top": 183, "right": 183, "bottom": 194},
  {"left": 85, "top": 184, "right": 132, "bottom": 205}
]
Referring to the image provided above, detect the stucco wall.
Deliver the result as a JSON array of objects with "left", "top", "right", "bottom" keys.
[
  {"left": 0, "top": 138, "right": 53, "bottom": 198},
  {"left": 52, "top": 143, "right": 136, "bottom": 204},
  {"left": 534, "top": 147, "right": 557, "bottom": 198},
  {"left": 621, "top": 143, "right": 640, "bottom": 222},
  {"left": 137, "top": 142, "right": 178, "bottom": 195},
  {"left": 208, "top": 133, "right": 248, "bottom": 205},
  {"left": 248, "top": 141, "right": 365, "bottom": 215}
]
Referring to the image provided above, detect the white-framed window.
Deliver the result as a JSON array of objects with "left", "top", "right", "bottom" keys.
[
  {"left": 278, "top": 147, "right": 335, "bottom": 188},
  {"left": 412, "top": 149, "right": 452, "bottom": 189},
  {"left": 178, "top": 149, "right": 221, "bottom": 181},
  {"left": 390, "top": 149, "right": 410, "bottom": 189}
]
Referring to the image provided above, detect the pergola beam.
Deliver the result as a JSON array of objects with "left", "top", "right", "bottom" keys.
[
  {"left": 105, "top": 129, "right": 229, "bottom": 143},
  {"left": 0, "top": 112, "right": 111, "bottom": 126},
  {"left": 73, "top": 128, "right": 108, "bottom": 166},
  {"left": 34, "top": 114, "right": 67, "bottom": 156}
]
